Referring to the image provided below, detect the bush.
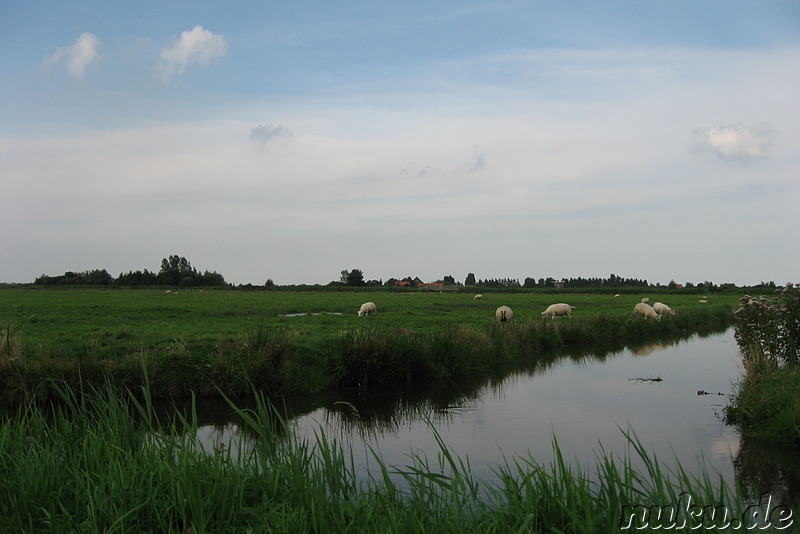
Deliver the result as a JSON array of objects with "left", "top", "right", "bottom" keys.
[{"left": 727, "top": 283, "right": 800, "bottom": 445}]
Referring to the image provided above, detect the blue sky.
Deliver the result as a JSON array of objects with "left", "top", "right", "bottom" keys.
[{"left": 2, "top": 1, "right": 799, "bottom": 286}]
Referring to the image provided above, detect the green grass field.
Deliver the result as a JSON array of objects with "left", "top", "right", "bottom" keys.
[
  {"left": 1, "top": 288, "right": 741, "bottom": 355},
  {"left": 1, "top": 288, "right": 741, "bottom": 402}
]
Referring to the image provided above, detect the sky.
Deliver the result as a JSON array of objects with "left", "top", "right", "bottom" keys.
[{"left": 1, "top": 1, "right": 799, "bottom": 287}]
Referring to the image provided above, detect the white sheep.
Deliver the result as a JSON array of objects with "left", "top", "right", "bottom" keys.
[
  {"left": 634, "top": 302, "right": 661, "bottom": 320},
  {"left": 357, "top": 301, "right": 377, "bottom": 316},
  {"left": 496, "top": 305, "right": 513, "bottom": 323},
  {"left": 641, "top": 297, "right": 650, "bottom": 303},
  {"left": 474, "top": 294, "right": 483, "bottom": 300},
  {"left": 541, "top": 303, "right": 575, "bottom": 319},
  {"left": 699, "top": 299, "right": 708, "bottom": 304},
  {"left": 653, "top": 302, "right": 676, "bottom": 316}
]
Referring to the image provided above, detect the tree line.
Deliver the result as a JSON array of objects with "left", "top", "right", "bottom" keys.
[
  {"left": 327, "top": 270, "right": 778, "bottom": 293},
  {"left": 30, "top": 262, "right": 780, "bottom": 292},
  {"left": 34, "top": 255, "right": 226, "bottom": 287}
]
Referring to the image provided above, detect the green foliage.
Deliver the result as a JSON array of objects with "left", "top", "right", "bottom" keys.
[
  {"left": 34, "top": 269, "right": 113, "bottom": 285},
  {"left": 734, "top": 284, "right": 800, "bottom": 369},
  {"left": 725, "top": 367, "right": 800, "bottom": 445},
  {"left": 727, "top": 284, "right": 800, "bottom": 445},
  {"left": 33, "top": 255, "right": 227, "bottom": 287}
]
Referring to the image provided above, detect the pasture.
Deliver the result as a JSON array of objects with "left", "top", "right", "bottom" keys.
[{"left": 0, "top": 288, "right": 740, "bottom": 402}]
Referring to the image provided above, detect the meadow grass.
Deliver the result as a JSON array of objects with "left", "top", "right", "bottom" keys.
[
  {"left": 0, "top": 380, "right": 752, "bottom": 533},
  {"left": 0, "top": 288, "right": 739, "bottom": 403}
]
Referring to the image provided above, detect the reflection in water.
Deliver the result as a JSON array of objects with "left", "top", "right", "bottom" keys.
[
  {"left": 629, "top": 340, "right": 675, "bottom": 356},
  {"left": 734, "top": 434, "right": 800, "bottom": 506},
  {"left": 152, "top": 326, "right": 799, "bottom": 505}
]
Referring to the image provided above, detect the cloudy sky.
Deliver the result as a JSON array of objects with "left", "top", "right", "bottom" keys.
[{"left": 2, "top": 1, "right": 799, "bottom": 286}]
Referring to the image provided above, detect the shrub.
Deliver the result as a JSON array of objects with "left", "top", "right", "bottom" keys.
[{"left": 727, "top": 283, "right": 800, "bottom": 445}]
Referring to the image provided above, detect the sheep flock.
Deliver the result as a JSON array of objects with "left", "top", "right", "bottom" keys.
[{"left": 356, "top": 296, "right": 680, "bottom": 323}]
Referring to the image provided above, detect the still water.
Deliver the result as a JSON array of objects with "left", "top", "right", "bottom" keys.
[{"left": 174, "top": 327, "right": 799, "bottom": 502}]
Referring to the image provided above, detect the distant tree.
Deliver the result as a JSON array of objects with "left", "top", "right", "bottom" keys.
[
  {"left": 346, "top": 269, "right": 365, "bottom": 286},
  {"left": 523, "top": 277, "right": 537, "bottom": 288},
  {"left": 159, "top": 255, "right": 196, "bottom": 286},
  {"left": 443, "top": 275, "right": 455, "bottom": 285},
  {"left": 668, "top": 280, "right": 678, "bottom": 290},
  {"left": 34, "top": 269, "right": 113, "bottom": 285},
  {"left": 199, "top": 270, "right": 226, "bottom": 286},
  {"left": 179, "top": 276, "right": 195, "bottom": 287},
  {"left": 465, "top": 273, "right": 476, "bottom": 286},
  {"left": 340, "top": 270, "right": 349, "bottom": 284},
  {"left": 115, "top": 269, "right": 159, "bottom": 286},
  {"left": 265, "top": 278, "right": 275, "bottom": 288}
]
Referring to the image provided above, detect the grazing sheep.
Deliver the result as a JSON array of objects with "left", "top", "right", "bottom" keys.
[
  {"left": 634, "top": 302, "right": 661, "bottom": 320},
  {"left": 699, "top": 299, "right": 708, "bottom": 304},
  {"left": 474, "top": 294, "right": 483, "bottom": 300},
  {"left": 641, "top": 297, "right": 650, "bottom": 303},
  {"left": 357, "top": 301, "right": 377, "bottom": 316},
  {"left": 496, "top": 305, "right": 513, "bottom": 323},
  {"left": 614, "top": 294, "right": 620, "bottom": 298},
  {"left": 653, "top": 302, "right": 676, "bottom": 316},
  {"left": 541, "top": 303, "right": 575, "bottom": 319}
]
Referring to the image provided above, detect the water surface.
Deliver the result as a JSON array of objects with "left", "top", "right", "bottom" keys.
[{"left": 175, "top": 328, "right": 800, "bottom": 502}]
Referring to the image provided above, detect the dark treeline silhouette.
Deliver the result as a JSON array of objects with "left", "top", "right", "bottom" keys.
[
  {"left": 34, "top": 255, "right": 226, "bottom": 287},
  {"left": 33, "top": 269, "right": 114, "bottom": 286},
  {"left": 28, "top": 262, "right": 782, "bottom": 292}
]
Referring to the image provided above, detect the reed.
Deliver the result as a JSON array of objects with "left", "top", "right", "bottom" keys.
[{"left": 0, "top": 382, "right": 749, "bottom": 533}]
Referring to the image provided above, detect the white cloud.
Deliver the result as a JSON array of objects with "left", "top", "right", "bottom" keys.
[
  {"left": 694, "top": 122, "right": 774, "bottom": 161},
  {"left": 159, "top": 26, "right": 228, "bottom": 80},
  {"left": 43, "top": 32, "right": 102, "bottom": 78}
]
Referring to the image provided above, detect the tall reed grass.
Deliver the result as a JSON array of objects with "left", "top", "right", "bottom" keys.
[{"left": 0, "top": 381, "right": 749, "bottom": 533}]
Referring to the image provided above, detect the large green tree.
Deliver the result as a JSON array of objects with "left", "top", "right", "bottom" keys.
[
  {"left": 158, "top": 255, "right": 196, "bottom": 286},
  {"left": 346, "top": 269, "right": 365, "bottom": 286}
]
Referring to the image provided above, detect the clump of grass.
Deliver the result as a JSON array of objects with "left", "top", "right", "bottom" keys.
[
  {"left": 210, "top": 326, "right": 297, "bottom": 394},
  {"left": 325, "top": 328, "right": 429, "bottom": 388},
  {"left": 0, "top": 323, "right": 23, "bottom": 364}
]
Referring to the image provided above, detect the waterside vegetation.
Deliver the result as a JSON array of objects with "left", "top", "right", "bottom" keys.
[
  {"left": 0, "top": 288, "right": 739, "bottom": 404},
  {"left": 726, "top": 284, "right": 800, "bottom": 446},
  {"left": 0, "top": 381, "right": 752, "bottom": 533}
]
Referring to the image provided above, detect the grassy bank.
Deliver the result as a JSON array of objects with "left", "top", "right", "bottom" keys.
[
  {"left": 1, "top": 289, "right": 739, "bottom": 403},
  {"left": 0, "top": 289, "right": 737, "bottom": 402},
  {"left": 0, "top": 382, "right": 754, "bottom": 533},
  {"left": 725, "top": 285, "right": 800, "bottom": 446}
]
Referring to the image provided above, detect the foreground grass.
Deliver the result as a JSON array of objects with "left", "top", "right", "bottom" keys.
[
  {"left": 0, "top": 382, "right": 756, "bottom": 533},
  {"left": 0, "top": 289, "right": 738, "bottom": 403}
]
